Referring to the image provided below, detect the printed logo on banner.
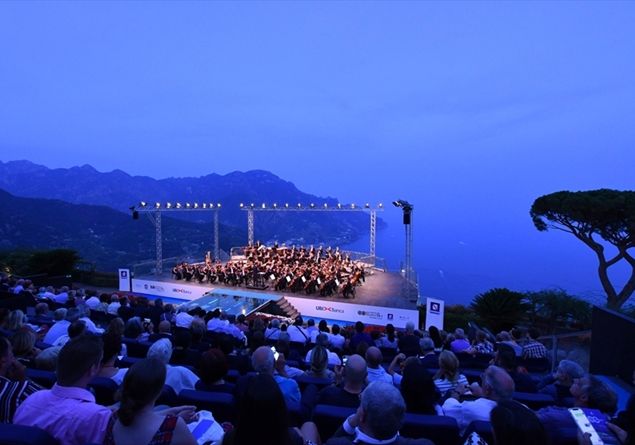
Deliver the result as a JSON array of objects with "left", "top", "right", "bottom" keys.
[
  {"left": 357, "top": 310, "right": 383, "bottom": 320},
  {"left": 173, "top": 288, "right": 193, "bottom": 295},
  {"left": 387, "top": 313, "right": 394, "bottom": 320},
  {"left": 315, "top": 306, "right": 344, "bottom": 313},
  {"left": 144, "top": 284, "right": 149, "bottom": 290},
  {"left": 430, "top": 302, "right": 441, "bottom": 313},
  {"left": 120, "top": 270, "right": 128, "bottom": 278}
]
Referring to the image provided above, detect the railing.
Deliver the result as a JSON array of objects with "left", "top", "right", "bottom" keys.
[{"left": 539, "top": 330, "right": 592, "bottom": 373}]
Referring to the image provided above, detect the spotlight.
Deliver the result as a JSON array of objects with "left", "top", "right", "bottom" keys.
[
  {"left": 155, "top": 202, "right": 161, "bottom": 209},
  {"left": 273, "top": 203, "right": 278, "bottom": 208},
  {"left": 337, "top": 203, "right": 342, "bottom": 209},
  {"left": 285, "top": 203, "right": 289, "bottom": 208},
  {"left": 193, "top": 203, "right": 199, "bottom": 209},
  {"left": 240, "top": 203, "right": 244, "bottom": 208},
  {"left": 139, "top": 201, "right": 147, "bottom": 208},
  {"left": 323, "top": 203, "right": 328, "bottom": 209},
  {"left": 202, "top": 203, "right": 207, "bottom": 209},
  {"left": 378, "top": 203, "right": 383, "bottom": 208},
  {"left": 365, "top": 203, "right": 370, "bottom": 208},
  {"left": 297, "top": 203, "right": 302, "bottom": 208},
  {"left": 185, "top": 203, "right": 191, "bottom": 208},
  {"left": 217, "top": 203, "right": 221, "bottom": 208},
  {"left": 351, "top": 203, "right": 356, "bottom": 209},
  {"left": 392, "top": 200, "right": 402, "bottom": 208},
  {"left": 310, "top": 203, "right": 315, "bottom": 208},
  {"left": 250, "top": 203, "right": 255, "bottom": 208},
  {"left": 166, "top": 202, "right": 172, "bottom": 209},
  {"left": 176, "top": 202, "right": 182, "bottom": 209},
  {"left": 261, "top": 203, "right": 266, "bottom": 209}
]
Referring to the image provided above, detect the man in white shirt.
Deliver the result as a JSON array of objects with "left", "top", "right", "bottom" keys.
[
  {"left": 43, "top": 308, "right": 81, "bottom": 345},
  {"left": 442, "top": 365, "right": 515, "bottom": 434},
  {"left": 107, "top": 294, "right": 121, "bottom": 315},
  {"left": 287, "top": 317, "right": 309, "bottom": 344},
  {"left": 53, "top": 286, "right": 70, "bottom": 304},
  {"left": 329, "top": 324, "right": 346, "bottom": 351},
  {"left": 264, "top": 318, "right": 282, "bottom": 341},
  {"left": 175, "top": 309, "right": 194, "bottom": 329},
  {"left": 147, "top": 339, "right": 199, "bottom": 393}
]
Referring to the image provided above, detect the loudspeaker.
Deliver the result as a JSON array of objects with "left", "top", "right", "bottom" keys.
[{"left": 132, "top": 211, "right": 139, "bottom": 220}]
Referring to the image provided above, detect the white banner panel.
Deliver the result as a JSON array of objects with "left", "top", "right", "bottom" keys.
[
  {"left": 131, "top": 279, "right": 209, "bottom": 301},
  {"left": 425, "top": 297, "right": 445, "bottom": 331},
  {"left": 285, "top": 296, "right": 419, "bottom": 329},
  {"left": 118, "top": 269, "right": 131, "bottom": 292}
]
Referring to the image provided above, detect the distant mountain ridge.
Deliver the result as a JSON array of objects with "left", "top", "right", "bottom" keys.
[
  {"left": 0, "top": 188, "right": 245, "bottom": 271},
  {"left": 0, "top": 160, "right": 375, "bottom": 244}
]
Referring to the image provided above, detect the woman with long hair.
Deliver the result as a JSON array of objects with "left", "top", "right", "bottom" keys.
[
  {"left": 433, "top": 350, "right": 468, "bottom": 394},
  {"left": 222, "top": 373, "right": 320, "bottom": 445},
  {"left": 400, "top": 360, "right": 442, "bottom": 415},
  {"left": 103, "top": 358, "right": 197, "bottom": 445}
]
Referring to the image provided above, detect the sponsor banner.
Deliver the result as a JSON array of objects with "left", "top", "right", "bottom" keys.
[
  {"left": 131, "top": 279, "right": 208, "bottom": 301},
  {"left": 425, "top": 297, "right": 445, "bottom": 331},
  {"left": 285, "top": 296, "right": 419, "bottom": 329},
  {"left": 118, "top": 269, "right": 131, "bottom": 292}
]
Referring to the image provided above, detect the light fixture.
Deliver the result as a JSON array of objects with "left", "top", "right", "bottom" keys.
[
  {"left": 202, "top": 203, "right": 207, "bottom": 209},
  {"left": 240, "top": 203, "right": 244, "bottom": 208},
  {"left": 139, "top": 201, "right": 147, "bottom": 208},
  {"left": 273, "top": 203, "right": 278, "bottom": 208},
  {"left": 323, "top": 203, "right": 328, "bottom": 209},
  {"left": 297, "top": 203, "right": 302, "bottom": 208},
  {"left": 310, "top": 203, "right": 315, "bottom": 208},
  {"left": 365, "top": 203, "right": 370, "bottom": 208},
  {"left": 155, "top": 202, "right": 161, "bottom": 209},
  {"left": 378, "top": 203, "right": 384, "bottom": 208},
  {"left": 285, "top": 203, "right": 289, "bottom": 208},
  {"left": 337, "top": 203, "right": 342, "bottom": 209},
  {"left": 166, "top": 202, "right": 172, "bottom": 209},
  {"left": 176, "top": 202, "right": 182, "bottom": 209},
  {"left": 185, "top": 203, "right": 191, "bottom": 208},
  {"left": 193, "top": 203, "right": 199, "bottom": 209},
  {"left": 261, "top": 203, "right": 266, "bottom": 209},
  {"left": 351, "top": 203, "right": 356, "bottom": 209},
  {"left": 217, "top": 203, "right": 221, "bottom": 208}
]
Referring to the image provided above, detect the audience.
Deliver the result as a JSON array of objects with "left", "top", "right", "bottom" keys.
[
  {"left": 14, "top": 334, "right": 113, "bottom": 445},
  {"left": 147, "top": 338, "right": 199, "bottom": 393},
  {"left": 97, "top": 332, "right": 128, "bottom": 385},
  {"left": 104, "top": 358, "right": 197, "bottom": 445},
  {"left": 450, "top": 328, "right": 471, "bottom": 353},
  {"left": 538, "top": 359, "right": 584, "bottom": 406},
  {"left": 196, "top": 348, "right": 233, "bottom": 393},
  {"left": 433, "top": 350, "right": 469, "bottom": 394},
  {"left": 317, "top": 354, "right": 367, "bottom": 408},
  {"left": 489, "top": 399, "right": 548, "bottom": 445},
  {"left": 400, "top": 360, "right": 441, "bottom": 415},
  {"left": 250, "top": 345, "right": 301, "bottom": 406},
  {"left": 397, "top": 321, "right": 420, "bottom": 357},
  {"left": 365, "top": 346, "right": 393, "bottom": 384},
  {"left": 0, "top": 336, "right": 42, "bottom": 423},
  {"left": 327, "top": 381, "right": 434, "bottom": 444}
]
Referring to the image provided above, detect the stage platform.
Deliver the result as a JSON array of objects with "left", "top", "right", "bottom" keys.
[{"left": 127, "top": 268, "right": 420, "bottom": 328}]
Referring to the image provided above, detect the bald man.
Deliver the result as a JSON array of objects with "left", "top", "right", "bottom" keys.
[
  {"left": 442, "top": 365, "right": 515, "bottom": 434},
  {"left": 317, "top": 354, "right": 368, "bottom": 408},
  {"left": 365, "top": 347, "right": 392, "bottom": 384}
]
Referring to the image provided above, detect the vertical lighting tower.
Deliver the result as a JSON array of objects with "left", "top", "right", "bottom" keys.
[{"left": 393, "top": 199, "right": 414, "bottom": 289}]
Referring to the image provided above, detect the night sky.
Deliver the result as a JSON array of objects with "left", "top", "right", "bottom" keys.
[{"left": 1, "top": 1, "right": 634, "bottom": 305}]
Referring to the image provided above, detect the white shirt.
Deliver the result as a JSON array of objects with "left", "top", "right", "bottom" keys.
[
  {"left": 175, "top": 312, "right": 194, "bottom": 328},
  {"left": 367, "top": 366, "right": 393, "bottom": 384},
  {"left": 165, "top": 365, "right": 200, "bottom": 393},
  {"left": 442, "top": 397, "right": 497, "bottom": 434},
  {"left": 265, "top": 327, "right": 281, "bottom": 341},
  {"left": 80, "top": 317, "right": 105, "bottom": 334},
  {"left": 43, "top": 320, "right": 70, "bottom": 345},
  {"left": 53, "top": 292, "right": 68, "bottom": 304},
  {"left": 107, "top": 302, "right": 121, "bottom": 315},
  {"left": 287, "top": 325, "right": 309, "bottom": 343},
  {"left": 329, "top": 333, "right": 346, "bottom": 350},
  {"left": 85, "top": 297, "right": 101, "bottom": 310}
]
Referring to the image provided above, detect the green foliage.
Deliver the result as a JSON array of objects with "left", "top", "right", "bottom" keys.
[
  {"left": 530, "top": 189, "right": 635, "bottom": 310},
  {"left": 444, "top": 304, "right": 477, "bottom": 332},
  {"left": 0, "top": 249, "right": 80, "bottom": 276},
  {"left": 471, "top": 288, "right": 530, "bottom": 333},
  {"left": 525, "top": 289, "right": 592, "bottom": 333}
]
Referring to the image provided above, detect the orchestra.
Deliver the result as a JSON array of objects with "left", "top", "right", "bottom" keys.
[{"left": 171, "top": 244, "right": 366, "bottom": 298}]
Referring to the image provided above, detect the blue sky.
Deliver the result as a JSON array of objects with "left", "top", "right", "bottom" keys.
[{"left": 1, "top": 1, "right": 634, "bottom": 305}]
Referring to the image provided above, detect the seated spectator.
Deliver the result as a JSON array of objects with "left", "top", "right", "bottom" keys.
[
  {"left": 53, "top": 286, "right": 70, "bottom": 304},
  {"left": 433, "top": 350, "right": 469, "bottom": 394},
  {"left": 537, "top": 374, "right": 618, "bottom": 444},
  {"left": 147, "top": 338, "right": 199, "bottom": 393},
  {"left": 84, "top": 293, "right": 102, "bottom": 311},
  {"left": 450, "top": 328, "right": 471, "bottom": 353},
  {"left": 44, "top": 307, "right": 79, "bottom": 345},
  {"left": 248, "top": 345, "right": 301, "bottom": 406},
  {"left": 365, "top": 346, "right": 392, "bottom": 384},
  {"left": 375, "top": 323, "right": 399, "bottom": 349},
  {"left": 497, "top": 330, "right": 522, "bottom": 357},
  {"left": 123, "top": 317, "right": 148, "bottom": 342},
  {"left": 326, "top": 380, "right": 433, "bottom": 445},
  {"left": 52, "top": 320, "right": 87, "bottom": 348},
  {"left": 400, "top": 360, "right": 442, "bottom": 415},
  {"left": 467, "top": 330, "right": 494, "bottom": 355},
  {"left": 306, "top": 333, "right": 342, "bottom": 366},
  {"left": 106, "top": 317, "right": 128, "bottom": 356},
  {"left": 78, "top": 306, "right": 105, "bottom": 334},
  {"left": 304, "top": 345, "right": 335, "bottom": 380},
  {"left": 317, "top": 354, "right": 367, "bottom": 408},
  {"left": 117, "top": 297, "right": 135, "bottom": 321},
  {"left": 265, "top": 318, "right": 280, "bottom": 341},
  {"left": 222, "top": 373, "right": 320, "bottom": 445},
  {"left": 196, "top": 348, "right": 233, "bottom": 393},
  {"left": 189, "top": 318, "right": 212, "bottom": 352},
  {"left": 489, "top": 399, "right": 548, "bottom": 445},
  {"left": 442, "top": 365, "right": 515, "bottom": 434},
  {"left": 538, "top": 359, "right": 584, "bottom": 406},
  {"left": 175, "top": 308, "right": 194, "bottom": 329},
  {"left": 418, "top": 337, "right": 438, "bottom": 369},
  {"left": 0, "top": 336, "right": 42, "bottom": 422},
  {"left": 273, "top": 340, "right": 304, "bottom": 378},
  {"left": 287, "top": 316, "right": 309, "bottom": 344},
  {"left": 11, "top": 328, "right": 40, "bottom": 367},
  {"left": 30, "top": 302, "right": 53, "bottom": 326},
  {"left": 235, "top": 314, "right": 249, "bottom": 333},
  {"left": 14, "top": 334, "right": 113, "bottom": 445},
  {"left": 493, "top": 343, "right": 536, "bottom": 393},
  {"left": 428, "top": 325, "right": 443, "bottom": 350},
  {"left": 149, "top": 320, "right": 173, "bottom": 343},
  {"left": 97, "top": 332, "right": 128, "bottom": 385},
  {"left": 397, "top": 322, "right": 420, "bottom": 357},
  {"left": 329, "top": 324, "right": 346, "bottom": 351},
  {"left": 7, "top": 309, "right": 30, "bottom": 333},
  {"left": 350, "top": 321, "right": 373, "bottom": 352},
  {"left": 107, "top": 294, "right": 121, "bottom": 315},
  {"left": 103, "top": 358, "right": 198, "bottom": 445},
  {"left": 522, "top": 327, "right": 548, "bottom": 360}
]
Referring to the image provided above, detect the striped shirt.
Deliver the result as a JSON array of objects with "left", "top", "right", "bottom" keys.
[
  {"left": 434, "top": 374, "right": 469, "bottom": 394},
  {"left": 0, "top": 376, "right": 42, "bottom": 423}
]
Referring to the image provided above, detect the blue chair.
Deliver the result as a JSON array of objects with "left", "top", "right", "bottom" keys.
[
  {"left": 512, "top": 391, "right": 555, "bottom": 410},
  {"left": 294, "top": 374, "right": 334, "bottom": 392},
  {"left": 401, "top": 413, "right": 461, "bottom": 445},
  {"left": 311, "top": 404, "right": 356, "bottom": 441},
  {"left": 0, "top": 423, "right": 59, "bottom": 445},
  {"left": 156, "top": 385, "right": 177, "bottom": 406},
  {"left": 25, "top": 368, "right": 56, "bottom": 388},
  {"left": 88, "top": 376, "right": 119, "bottom": 405},
  {"left": 178, "top": 389, "right": 236, "bottom": 423}
]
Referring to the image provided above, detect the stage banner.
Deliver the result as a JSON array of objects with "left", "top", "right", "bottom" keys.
[
  {"left": 118, "top": 269, "right": 131, "bottom": 292},
  {"left": 130, "top": 278, "right": 208, "bottom": 301},
  {"left": 285, "top": 296, "right": 419, "bottom": 329},
  {"left": 425, "top": 297, "right": 444, "bottom": 331}
]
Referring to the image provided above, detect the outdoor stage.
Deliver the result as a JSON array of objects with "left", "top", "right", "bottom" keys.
[{"left": 127, "top": 268, "right": 420, "bottom": 328}]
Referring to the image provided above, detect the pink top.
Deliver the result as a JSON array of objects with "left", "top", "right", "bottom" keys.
[{"left": 13, "top": 383, "right": 112, "bottom": 445}]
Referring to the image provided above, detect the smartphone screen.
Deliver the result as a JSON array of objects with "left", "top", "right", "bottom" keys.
[
  {"left": 191, "top": 419, "right": 215, "bottom": 440},
  {"left": 271, "top": 346, "right": 279, "bottom": 361},
  {"left": 569, "top": 408, "right": 620, "bottom": 445}
]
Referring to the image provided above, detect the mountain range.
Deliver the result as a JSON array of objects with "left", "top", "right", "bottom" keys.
[{"left": 0, "top": 160, "right": 376, "bottom": 271}]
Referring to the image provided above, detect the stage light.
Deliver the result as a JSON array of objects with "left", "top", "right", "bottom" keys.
[
  {"left": 185, "top": 203, "right": 191, "bottom": 208},
  {"left": 176, "top": 202, "right": 182, "bottom": 209},
  {"left": 139, "top": 201, "right": 147, "bottom": 208},
  {"left": 240, "top": 203, "right": 244, "bottom": 208},
  {"left": 365, "top": 203, "right": 370, "bottom": 208},
  {"left": 285, "top": 203, "right": 289, "bottom": 208},
  {"left": 392, "top": 200, "right": 402, "bottom": 208},
  {"left": 297, "top": 203, "right": 302, "bottom": 208},
  {"left": 261, "top": 203, "right": 266, "bottom": 209},
  {"left": 193, "top": 203, "right": 199, "bottom": 209},
  {"left": 166, "top": 202, "right": 172, "bottom": 209},
  {"left": 202, "top": 203, "right": 207, "bottom": 209},
  {"left": 155, "top": 202, "right": 161, "bottom": 209},
  {"left": 378, "top": 203, "right": 384, "bottom": 208},
  {"left": 217, "top": 203, "right": 221, "bottom": 208},
  {"left": 351, "top": 203, "right": 356, "bottom": 209},
  {"left": 273, "top": 203, "right": 277, "bottom": 208},
  {"left": 323, "top": 203, "right": 328, "bottom": 209},
  {"left": 337, "top": 203, "right": 342, "bottom": 209},
  {"left": 310, "top": 203, "right": 315, "bottom": 208},
  {"left": 250, "top": 203, "right": 255, "bottom": 208}
]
